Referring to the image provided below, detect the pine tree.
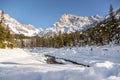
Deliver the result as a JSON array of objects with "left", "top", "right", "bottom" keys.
[
  {"left": 0, "top": 23, "right": 12, "bottom": 48},
  {"left": 109, "top": 4, "right": 115, "bottom": 23}
]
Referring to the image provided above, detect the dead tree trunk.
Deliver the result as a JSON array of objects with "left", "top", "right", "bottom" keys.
[{"left": 44, "top": 54, "right": 90, "bottom": 67}]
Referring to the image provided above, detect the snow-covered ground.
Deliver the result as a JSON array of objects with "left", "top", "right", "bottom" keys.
[{"left": 0, "top": 45, "right": 120, "bottom": 80}]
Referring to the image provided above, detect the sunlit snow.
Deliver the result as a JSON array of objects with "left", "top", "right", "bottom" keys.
[{"left": 0, "top": 45, "right": 120, "bottom": 80}]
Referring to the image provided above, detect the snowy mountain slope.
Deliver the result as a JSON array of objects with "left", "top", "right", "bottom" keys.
[
  {"left": 0, "top": 7, "right": 120, "bottom": 37},
  {"left": 0, "top": 10, "right": 39, "bottom": 36},
  {"left": 115, "top": 8, "right": 120, "bottom": 18},
  {"left": 0, "top": 10, "right": 101, "bottom": 37},
  {"left": 38, "top": 7, "right": 120, "bottom": 37},
  {"left": 101, "top": 7, "right": 120, "bottom": 22},
  {"left": 39, "top": 14, "right": 101, "bottom": 36}
]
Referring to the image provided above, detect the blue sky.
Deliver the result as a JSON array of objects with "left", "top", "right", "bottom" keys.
[{"left": 0, "top": 0, "right": 120, "bottom": 28}]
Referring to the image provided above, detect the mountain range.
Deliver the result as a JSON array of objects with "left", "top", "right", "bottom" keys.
[
  {"left": 0, "top": 7, "right": 120, "bottom": 37},
  {"left": 0, "top": 10, "right": 39, "bottom": 36}
]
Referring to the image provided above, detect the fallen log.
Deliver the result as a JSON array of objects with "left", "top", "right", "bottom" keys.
[
  {"left": 44, "top": 54, "right": 90, "bottom": 67},
  {"left": 44, "top": 54, "right": 63, "bottom": 64}
]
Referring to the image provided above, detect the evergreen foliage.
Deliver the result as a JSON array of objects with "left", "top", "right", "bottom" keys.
[{"left": 0, "top": 23, "right": 12, "bottom": 48}]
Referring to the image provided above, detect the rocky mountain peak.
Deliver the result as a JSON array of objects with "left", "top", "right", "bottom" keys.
[
  {"left": 0, "top": 10, "right": 39, "bottom": 36},
  {"left": 59, "top": 14, "right": 71, "bottom": 22}
]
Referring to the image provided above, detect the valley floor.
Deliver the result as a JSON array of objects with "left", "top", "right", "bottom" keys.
[{"left": 0, "top": 45, "right": 120, "bottom": 80}]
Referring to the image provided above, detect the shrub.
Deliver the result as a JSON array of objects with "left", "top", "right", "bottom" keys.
[{"left": 0, "top": 42, "right": 5, "bottom": 48}]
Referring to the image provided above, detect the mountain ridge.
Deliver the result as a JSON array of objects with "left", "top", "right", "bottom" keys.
[
  {"left": 0, "top": 7, "right": 120, "bottom": 37},
  {"left": 0, "top": 10, "right": 39, "bottom": 36},
  {"left": 38, "top": 14, "right": 101, "bottom": 37}
]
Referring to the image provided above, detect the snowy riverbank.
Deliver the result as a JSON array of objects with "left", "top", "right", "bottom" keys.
[{"left": 0, "top": 45, "right": 120, "bottom": 80}]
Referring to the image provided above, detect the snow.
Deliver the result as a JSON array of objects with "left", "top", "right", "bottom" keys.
[
  {"left": 0, "top": 10, "right": 101, "bottom": 37},
  {"left": 0, "top": 49, "right": 41, "bottom": 64},
  {"left": 0, "top": 45, "right": 120, "bottom": 80},
  {"left": 40, "top": 14, "right": 101, "bottom": 36},
  {"left": 0, "top": 10, "right": 39, "bottom": 36},
  {"left": 95, "top": 61, "right": 114, "bottom": 69},
  {"left": 1, "top": 7, "right": 120, "bottom": 37}
]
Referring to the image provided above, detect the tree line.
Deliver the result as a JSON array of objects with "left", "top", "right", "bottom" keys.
[
  {"left": 25, "top": 5, "right": 119, "bottom": 48},
  {"left": 0, "top": 5, "right": 120, "bottom": 48}
]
